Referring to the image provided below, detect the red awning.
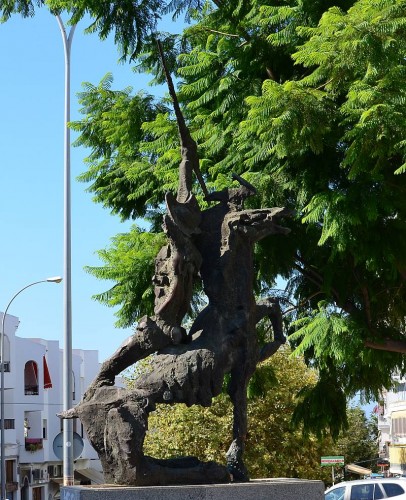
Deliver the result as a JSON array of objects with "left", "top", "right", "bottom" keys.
[{"left": 43, "top": 356, "right": 52, "bottom": 389}]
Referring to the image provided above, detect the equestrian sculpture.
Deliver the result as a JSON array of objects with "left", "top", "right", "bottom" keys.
[{"left": 60, "top": 43, "right": 291, "bottom": 486}]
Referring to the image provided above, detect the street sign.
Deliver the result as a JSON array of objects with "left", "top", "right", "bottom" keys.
[{"left": 321, "top": 456, "right": 345, "bottom": 466}]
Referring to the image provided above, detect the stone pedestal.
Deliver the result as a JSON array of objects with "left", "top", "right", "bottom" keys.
[{"left": 61, "top": 478, "right": 325, "bottom": 500}]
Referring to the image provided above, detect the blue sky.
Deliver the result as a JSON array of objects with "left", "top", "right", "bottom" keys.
[{"left": 0, "top": 8, "right": 173, "bottom": 362}]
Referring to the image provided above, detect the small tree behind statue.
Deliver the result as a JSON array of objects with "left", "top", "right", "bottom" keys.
[{"left": 60, "top": 44, "right": 292, "bottom": 486}]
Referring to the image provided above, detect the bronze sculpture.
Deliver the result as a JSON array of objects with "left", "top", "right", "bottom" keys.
[{"left": 60, "top": 44, "right": 291, "bottom": 486}]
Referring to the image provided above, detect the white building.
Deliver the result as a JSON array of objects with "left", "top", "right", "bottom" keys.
[
  {"left": 377, "top": 375, "right": 406, "bottom": 475},
  {"left": 1, "top": 312, "right": 105, "bottom": 500}
]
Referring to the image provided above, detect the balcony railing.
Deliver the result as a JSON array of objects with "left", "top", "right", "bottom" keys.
[
  {"left": 378, "top": 414, "right": 389, "bottom": 425},
  {"left": 24, "top": 386, "right": 39, "bottom": 396},
  {"left": 6, "top": 482, "right": 18, "bottom": 492}
]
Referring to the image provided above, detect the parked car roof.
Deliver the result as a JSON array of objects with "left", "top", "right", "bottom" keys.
[{"left": 325, "top": 477, "right": 406, "bottom": 500}]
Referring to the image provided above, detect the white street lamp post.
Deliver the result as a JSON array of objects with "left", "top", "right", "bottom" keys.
[
  {"left": 55, "top": 14, "right": 76, "bottom": 488},
  {"left": 0, "top": 276, "right": 62, "bottom": 500}
]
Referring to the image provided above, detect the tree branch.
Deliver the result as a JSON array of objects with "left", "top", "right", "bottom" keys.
[
  {"left": 200, "top": 2, "right": 277, "bottom": 81},
  {"left": 198, "top": 27, "right": 242, "bottom": 38},
  {"left": 364, "top": 339, "right": 406, "bottom": 354},
  {"left": 294, "top": 253, "right": 358, "bottom": 315},
  {"left": 282, "top": 291, "right": 325, "bottom": 316}
]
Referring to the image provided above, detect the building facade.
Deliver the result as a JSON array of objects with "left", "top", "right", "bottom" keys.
[
  {"left": 1, "top": 312, "right": 104, "bottom": 500},
  {"left": 377, "top": 375, "right": 406, "bottom": 475}
]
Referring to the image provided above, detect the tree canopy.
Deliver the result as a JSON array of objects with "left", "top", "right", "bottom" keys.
[{"left": 3, "top": 0, "right": 406, "bottom": 437}]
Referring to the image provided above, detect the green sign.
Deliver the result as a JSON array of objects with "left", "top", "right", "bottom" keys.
[{"left": 321, "top": 456, "right": 345, "bottom": 466}]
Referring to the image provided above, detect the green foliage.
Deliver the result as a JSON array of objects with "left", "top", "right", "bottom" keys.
[
  {"left": 336, "top": 406, "right": 378, "bottom": 467},
  {"left": 0, "top": 0, "right": 42, "bottom": 20},
  {"left": 317, "top": 406, "right": 378, "bottom": 486},
  {"left": 72, "top": 73, "right": 172, "bottom": 220},
  {"left": 141, "top": 348, "right": 329, "bottom": 479},
  {"left": 289, "top": 302, "right": 405, "bottom": 435},
  {"left": 135, "top": 349, "right": 377, "bottom": 480},
  {"left": 292, "top": 369, "right": 349, "bottom": 440},
  {"left": 162, "top": 0, "right": 207, "bottom": 23},
  {"left": 85, "top": 225, "right": 165, "bottom": 328}
]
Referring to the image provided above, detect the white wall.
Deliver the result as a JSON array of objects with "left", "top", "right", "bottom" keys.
[{"left": 1, "top": 312, "right": 103, "bottom": 500}]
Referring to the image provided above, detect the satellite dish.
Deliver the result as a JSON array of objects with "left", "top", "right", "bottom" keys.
[{"left": 53, "top": 432, "right": 84, "bottom": 460}]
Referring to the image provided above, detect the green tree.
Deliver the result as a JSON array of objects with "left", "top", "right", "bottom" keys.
[
  {"left": 128, "top": 349, "right": 377, "bottom": 482},
  {"left": 140, "top": 348, "right": 329, "bottom": 480},
  {"left": 84, "top": 225, "right": 165, "bottom": 327},
  {"left": 334, "top": 407, "right": 378, "bottom": 469},
  {"left": 321, "top": 407, "right": 378, "bottom": 485},
  {"left": 3, "top": 0, "right": 406, "bottom": 437}
]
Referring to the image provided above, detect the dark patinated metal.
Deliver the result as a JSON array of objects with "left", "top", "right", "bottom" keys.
[{"left": 60, "top": 45, "right": 291, "bottom": 486}]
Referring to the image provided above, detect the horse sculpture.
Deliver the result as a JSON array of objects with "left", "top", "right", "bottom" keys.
[{"left": 60, "top": 44, "right": 291, "bottom": 486}]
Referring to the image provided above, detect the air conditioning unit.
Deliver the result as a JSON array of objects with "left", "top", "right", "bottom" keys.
[{"left": 48, "top": 465, "right": 59, "bottom": 478}]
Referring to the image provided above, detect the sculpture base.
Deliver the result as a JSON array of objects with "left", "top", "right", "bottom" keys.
[{"left": 61, "top": 478, "right": 325, "bottom": 500}]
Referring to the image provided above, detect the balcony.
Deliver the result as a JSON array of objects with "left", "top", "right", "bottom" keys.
[
  {"left": 25, "top": 438, "right": 43, "bottom": 452},
  {"left": 378, "top": 414, "right": 390, "bottom": 428},
  {"left": 6, "top": 482, "right": 18, "bottom": 493}
]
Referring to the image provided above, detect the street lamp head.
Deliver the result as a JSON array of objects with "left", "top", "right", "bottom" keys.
[{"left": 47, "top": 276, "right": 63, "bottom": 283}]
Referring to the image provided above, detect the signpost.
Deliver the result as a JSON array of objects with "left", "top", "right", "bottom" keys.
[
  {"left": 321, "top": 456, "right": 345, "bottom": 485},
  {"left": 321, "top": 456, "right": 345, "bottom": 466}
]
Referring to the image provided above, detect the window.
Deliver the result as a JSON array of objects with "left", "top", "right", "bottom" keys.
[
  {"left": 72, "top": 370, "right": 76, "bottom": 401},
  {"left": 3, "top": 335, "right": 10, "bottom": 372},
  {"left": 381, "top": 483, "right": 405, "bottom": 497},
  {"left": 24, "top": 361, "right": 39, "bottom": 395},
  {"left": 374, "top": 485, "right": 384, "bottom": 499},
  {"left": 42, "top": 420, "right": 47, "bottom": 440},
  {"left": 325, "top": 486, "right": 345, "bottom": 500},
  {"left": 1, "top": 419, "right": 15, "bottom": 430},
  {"left": 395, "top": 382, "right": 406, "bottom": 393},
  {"left": 392, "top": 417, "right": 406, "bottom": 437},
  {"left": 392, "top": 411, "right": 406, "bottom": 437},
  {"left": 350, "top": 484, "right": 374, "bottom": 500}
]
